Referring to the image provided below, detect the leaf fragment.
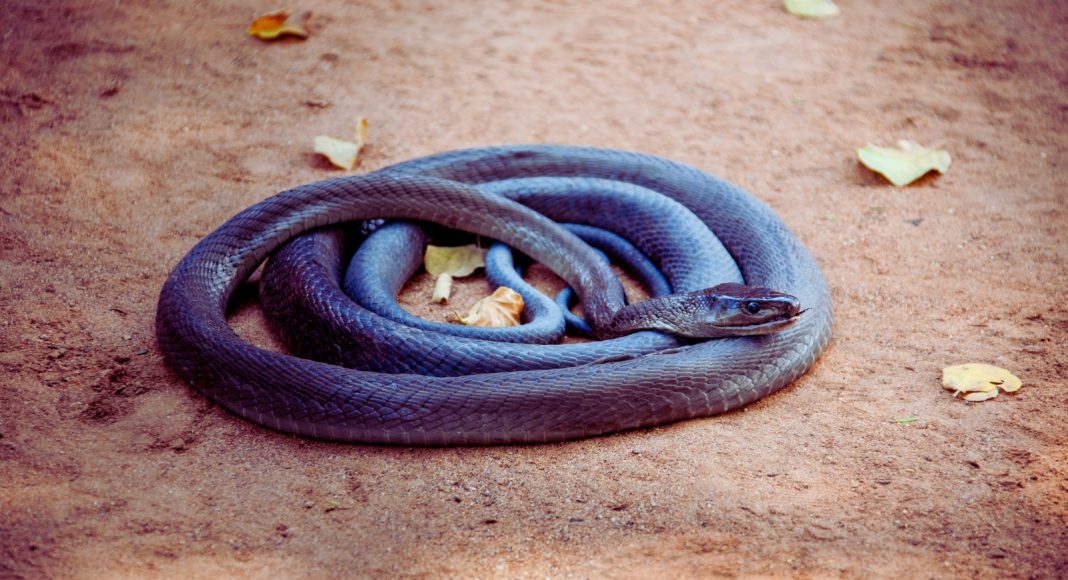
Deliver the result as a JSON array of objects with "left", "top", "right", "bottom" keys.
[
  {"left": 784, "top": 0, "right": 840, "bottom": 19},
  {"left": 356, "top": 116, "right": 369, "bottom": 147},
  {"left": 431, "top": 273, "right": 453, "bottom": 305},
  {"left": 456, "top": 287, "right": 524, "bottom": 328},
  {"left": 942, "top": 363, "right": 1022, "bottom": 402},
  {"left": 248, "top": 10, "right": 310, "bottom": 40},
  {"left": 424, "top": 244, "right": 485, "bottom": 278},
  {"left": 314, "top": 136, "right": 358, "bottom": 170},
  {"left": 313, "top": 116, "right": 369, "bottom": 170},
  {"left": 857, "top": 140, "right": 951, "bottom": 187},
  {"left": 894, "top": 416, "right": 919, "bottom": 424},
  {"left": 424, "top": 244, "right": 485, "bottom": 303}
]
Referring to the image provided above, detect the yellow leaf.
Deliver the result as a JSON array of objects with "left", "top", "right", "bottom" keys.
[
  {"left": 424, "top": 244, "right": 485, "bottom": 304},
  {"left": 457, "top": 287, "right": 524, "bottom": 328},
  {"left": 784, "top": 0, "right": 840, "bottom": 19},
  {"left": 857, "top": 140, "right": 951, "bottom": 187},
  {"left": 424, "top": 244, "right": 485, "bottom": 278},
  {"left": 962, "top": 389, "right": 1000, "bottom": 402},
  {"left": 313, "top": 116, "right": 369, "bottom": 170},
  {"left": 248, "top": 10, "right": 310, "bottom": 40},
  {"left": 314, "top": 136, "right": 358, "bottom": 170},
  {"left": 942, "top": 363, "right": 1023, "bottom": 401}
]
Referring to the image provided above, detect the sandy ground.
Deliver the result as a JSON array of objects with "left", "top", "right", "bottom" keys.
[{"left": 2, "top": 0, "right": 1067, "bottom": 577}]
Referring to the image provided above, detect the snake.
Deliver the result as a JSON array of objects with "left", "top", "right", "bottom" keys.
[{"left": 155, "top": 145, "right": 833, "bottom": 445}]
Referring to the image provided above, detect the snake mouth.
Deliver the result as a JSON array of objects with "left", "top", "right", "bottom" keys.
[{"left": 715, "top": 309, "right": 805, "bottom": 335}]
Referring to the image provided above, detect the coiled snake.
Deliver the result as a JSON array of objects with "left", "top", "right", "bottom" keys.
[{"left": 155, "top": 146, "right": 832, "bottom": 444}]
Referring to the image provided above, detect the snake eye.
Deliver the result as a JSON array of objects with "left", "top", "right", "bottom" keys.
[{"left": 745, "top": 301, "right": 761, "bottom": 315}]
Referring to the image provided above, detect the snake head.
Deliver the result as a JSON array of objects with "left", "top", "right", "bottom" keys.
[
  {"left": 690, "top": 282, "right": 802, "bottom": 337},
  {"left": 606, "top": 282, "right": 803, "bottom": 338}
]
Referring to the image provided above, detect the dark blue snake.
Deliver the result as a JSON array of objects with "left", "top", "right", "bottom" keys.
[{"left": 155, "top": 145, "right": 833, "bottom": 444}]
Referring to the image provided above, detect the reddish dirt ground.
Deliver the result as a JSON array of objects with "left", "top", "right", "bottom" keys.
[{"left": 2, "top": 0, "right": 1066, "bottom": 577}]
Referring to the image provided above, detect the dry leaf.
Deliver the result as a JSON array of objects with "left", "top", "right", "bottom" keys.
[
  {"left": 457, "top": 287, "right": 524, "bottom": 327},
  {"left": 857, "top": 140, "right": 951, "bottom": 187},
  {"left": 313, "top": 116, "right": 369, "bottom": 170},
  {"left": 314, "top": 136, "right": 357, "bottom": 170},
  {"left": 784, "top": 0, "right": 840, "bottom": 18},
  {"left": 424, "top": 243, "right": 486, "bottom": 304},
  {"left": 942, "top": 363, "right": 1022, "bottom": 402},
  {"left": 247, "top": 10, "right": 310, "bottom": 40},
  {"left": 424, "top": 244, "right": 484, "bottom": 278},
  {"left": 355, "top": 116, "right": 369, "bottom": 149}
]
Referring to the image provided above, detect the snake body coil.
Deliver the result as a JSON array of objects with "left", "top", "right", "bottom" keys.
[{"left": 155, "top": 146, "right": 832, "bottom": 444}]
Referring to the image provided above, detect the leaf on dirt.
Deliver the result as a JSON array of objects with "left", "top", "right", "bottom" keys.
[
  {"left": 313, "top": 116, "right": 369, "bottom": 170},
  {"left": 323, "top": 498, "right": 349, "bottom": 512},
  {"left": 942, "top": 363, "right": 1022, "bottom": 402},
  {"left": 425, "top": 243, "right": 486, "bottom": 304},
  {"left": 247, "top": 10, "right": 310, "bottom": 40},
  {"left": 784, "top": 0, "right": 840, "bottom": 18},
  {"left": 894, "top": 416, "right": 919, "bottom": 424},
  {"left": 456, "top": 287, "right": 524, "bottom": 327},
  {"left": 857, "top": 140, "right": 951, "bottom": 187}
]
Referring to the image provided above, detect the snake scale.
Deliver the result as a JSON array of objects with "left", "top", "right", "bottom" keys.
[{"left": 155, "top": 145, "right": 833, "bottom": 445}]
